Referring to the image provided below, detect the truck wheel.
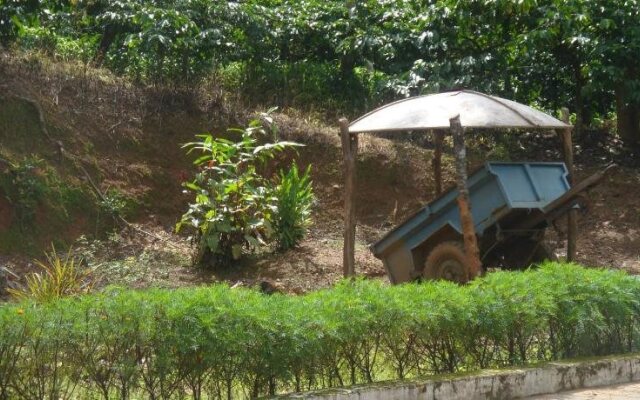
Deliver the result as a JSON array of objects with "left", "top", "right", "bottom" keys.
[{"left": 424, "top": 241, "right": 469, "bottom": 283}]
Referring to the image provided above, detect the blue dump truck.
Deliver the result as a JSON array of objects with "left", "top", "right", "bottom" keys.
[{"left": 371, "top": 162, "right": 608, "bottom": 284}]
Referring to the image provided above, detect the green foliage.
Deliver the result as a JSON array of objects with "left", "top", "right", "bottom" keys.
[
  {"left": 177, "top": 112, "right": 303, "bottom": 267},
  {"left": 7, "top": 246, "right": 94, "bottom": 303},
  {"left": 0, "top": 0, "right": 37, "bottom": 44},
  {"left": 101, "top": 1, "right": 226, "bottom": 84},
  {"left": 98, "top": 188, "right": 135, "bottom": 220},
  {"left": 1, "top": 264, "right": 640, "bottom": 398},
  {"left": 0, "top": 155, "right": 93, "bottom": 230},
  {"left": 0, "top": 155, "right": 96, "bottom": 254},
  {"left": 0, "top": 156, "right": 49, "bottom": 229},
  {"left": 273, "top": 164, "right": 314, "bottom": 251},
  {"left": 4, "top": 0, "right": 638, "bottom": 125}
]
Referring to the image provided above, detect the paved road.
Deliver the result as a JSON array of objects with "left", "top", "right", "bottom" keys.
[{"left": 526, "top": 382, "right": 640, "bottom": 399}]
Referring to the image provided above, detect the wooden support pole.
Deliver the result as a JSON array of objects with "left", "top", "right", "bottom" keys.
[
  {"left": 450, "top": 115, "right": 482, "bottom": 281},
  {"left": 432, "top": 129, "right": 445, "bottom": 196},
  {"left": 339, "top": 118, "right": 358, "bottom": 277},
  {"left": 558, "top": 108, "right": 577, "bottom": 262}
]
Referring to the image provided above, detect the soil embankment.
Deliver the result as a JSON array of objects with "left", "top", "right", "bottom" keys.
[{"left": 1, "top": 52, "right": 638, "bottom": 294}]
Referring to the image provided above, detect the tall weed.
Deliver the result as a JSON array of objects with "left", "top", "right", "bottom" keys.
[
  {"left": 8, "top": 246, "right": 94, "bottom": 303},
  {"left": 273, "top": 164, "right": 314, "bottom": 251}
]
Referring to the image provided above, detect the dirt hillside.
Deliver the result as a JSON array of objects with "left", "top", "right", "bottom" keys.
[{"left": 0, "top": 52, "right": 638, "bottom": 295}]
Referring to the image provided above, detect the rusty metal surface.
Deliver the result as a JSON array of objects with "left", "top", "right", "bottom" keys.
[{"left": 348, "top": 90, "right": 571, "bottom": 133}]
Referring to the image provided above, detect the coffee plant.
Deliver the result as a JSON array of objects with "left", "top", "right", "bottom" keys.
[
  {"left": 2, "top": 0, "right": 638, "bottom": 140},
  {"left": 177, "top": 112, "right": 304, "bottom": 267}
]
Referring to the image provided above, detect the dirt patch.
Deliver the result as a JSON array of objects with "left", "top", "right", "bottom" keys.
[{"left": 572, "top": 166, "right": 640, "bottom": 273}]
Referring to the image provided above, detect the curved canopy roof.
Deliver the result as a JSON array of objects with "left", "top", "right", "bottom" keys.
[{"left": 348, "top": 90, "right": 570, "bottom": 133}]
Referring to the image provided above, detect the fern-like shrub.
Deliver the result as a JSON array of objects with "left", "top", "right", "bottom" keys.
[{"left": 2, "top": 263, "right": 640, "bottom": 399}]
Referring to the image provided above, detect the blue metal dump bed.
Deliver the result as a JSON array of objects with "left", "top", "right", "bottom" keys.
[{"left": 372, "top": 162, "right": 570, "bottom": 283}]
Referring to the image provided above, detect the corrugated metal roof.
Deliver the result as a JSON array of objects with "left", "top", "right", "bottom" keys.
[{"left": 348, "top": 90, "right": 571, "bottom": 133}]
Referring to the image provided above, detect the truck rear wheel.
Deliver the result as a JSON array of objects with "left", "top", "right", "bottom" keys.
[{"left": 424, "top": 241, "right": 469, "bottom": 283}]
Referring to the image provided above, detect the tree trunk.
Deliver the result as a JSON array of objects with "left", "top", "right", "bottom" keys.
[
  {"left": 340, "top": 53, "right": 356, "bottom": 80},
  {"left": 340, "top": 118, "right": 358, "bottom": 277},
  {"left": 557, "top": 108, "right": 577, "bottom": 262},
  {"left": 94, "top": 25, "right": 117, "bottom": 66},
  {"left": 616, "top": 83, "right": 640, "bottom": 146},
  {"left": 432, "top": 130, "right": 445, "bottom": 197},
  {"left": 450, "top": 116, "right": 482, "bottom": 281},
  {"left": 573, "top": 60, "right": 586, "bottom": 139}
]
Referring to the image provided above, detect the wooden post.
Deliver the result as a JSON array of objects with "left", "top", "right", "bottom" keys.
[
  {"left": 558, "top": 108, "right": 577, "bottom": 262},
  {"left": 450, "top": 115, "right": 482, "bottom": 281},
  {"left": 432, "top": 129, "right": 445, "bottom": 196},
  {"left": 339, "top": 118, "right": 358, "bottom": 277}
]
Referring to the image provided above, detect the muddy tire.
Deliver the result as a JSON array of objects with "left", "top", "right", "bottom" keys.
[{"left": 424, "top": 241, "right": 469, "bottom": 283}]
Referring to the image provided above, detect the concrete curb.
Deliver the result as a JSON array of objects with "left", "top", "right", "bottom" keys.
[{"left": 282, "top": 354, "right": 640, "bottom": 400}]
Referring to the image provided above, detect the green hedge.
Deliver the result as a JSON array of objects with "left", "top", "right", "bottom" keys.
[{"left": 1, "top": 263, "right": 640, "bottom": 399}]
